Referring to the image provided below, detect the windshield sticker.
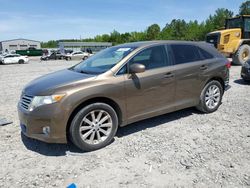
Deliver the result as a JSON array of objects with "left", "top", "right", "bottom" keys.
[{"left": 116, "top": 48, "right": 131, "bottom": 52}]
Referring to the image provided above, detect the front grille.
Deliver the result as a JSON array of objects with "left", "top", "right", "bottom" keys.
[
  {"left": 20, "top": 94, "right": 33, "bottom": 110},
  {"left": 206, "top": 33, "right": 221, "bottom": 48}
]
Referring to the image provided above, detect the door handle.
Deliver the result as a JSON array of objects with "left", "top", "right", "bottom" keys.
[
  {"left": 200, "top": 65, "right": 208, "bottom": 70},
  {"left": 163, "top": 72, "right": 174, "bottom": 78}
]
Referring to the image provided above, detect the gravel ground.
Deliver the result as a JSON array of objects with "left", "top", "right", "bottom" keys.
[{"left": 0, "top": 59, "right": 249, "bottom": 188}]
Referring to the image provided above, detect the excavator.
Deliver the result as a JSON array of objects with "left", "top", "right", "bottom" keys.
[{"left": 206, "top": 15, "right": 250, "bottom": 65}]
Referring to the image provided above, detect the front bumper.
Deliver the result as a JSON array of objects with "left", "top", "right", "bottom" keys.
[{"left": 17, "top": 102, "right": 68, "bottom": 143}]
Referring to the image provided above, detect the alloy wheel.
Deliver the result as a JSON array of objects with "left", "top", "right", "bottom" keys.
[
  {"left": 205, "top": 85, "right": 221, "bottom": 109},
  {"left": 79, "top": 110, "right": 113, "bottom": 145}
]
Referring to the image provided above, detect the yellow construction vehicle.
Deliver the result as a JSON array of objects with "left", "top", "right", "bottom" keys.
[{"left": 206, "top": 15, "right": 250, "bottom": 65}]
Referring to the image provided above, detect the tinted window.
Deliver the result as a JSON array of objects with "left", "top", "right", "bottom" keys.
[
  {"left": 71, "top": 46, "right": 136, "bottom": 74},
  {"left": 171, "top": 44, "right": 202, "bottom": 64},
  {"left": 198, "top": 47, "right": 214, "bottom": 59},
  {"left": 245, "top": 18, "right": 250, "bottom": 32},
  {"left": 117, "top": 65, "right": 127, "bottom": 75},
  {"left": 130, "top": 45, "right": 168, "bottom": 70}
]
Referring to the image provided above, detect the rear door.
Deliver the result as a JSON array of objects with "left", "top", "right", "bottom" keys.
[
  {"left": 124, "top": 45, "right": 176, "bottom": 122},
  {"left": 169, "top": 44, "right": 210, "bottom": 108}
]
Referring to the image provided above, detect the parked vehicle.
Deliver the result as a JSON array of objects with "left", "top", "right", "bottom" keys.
[
  {"left": 40, "top": 52, "right": 64, "bottom": 61},
  {"left": 64, "top": 51, "right": 91, "bottom": 60},
  {"left": 206, "top": 15, "right": 250, "bottom": 65},
  {"left": 16, "top": 47, "right": 43, "bottom": 56},
  {"left": 241, "top": 59, "right": 250, "bottom": 82},
  {"left": 18, "top": 41, "right": 230, "bottom": 151},
  {"left": 0, "top": 54, "right": 29, "bottom": 64}
]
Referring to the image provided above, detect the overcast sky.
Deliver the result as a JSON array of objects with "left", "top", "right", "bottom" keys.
[{"left": 0, "top": 0, "right": 241, "bottom": 42}]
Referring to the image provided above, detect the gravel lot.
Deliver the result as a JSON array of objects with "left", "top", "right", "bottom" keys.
[{"left": 0, "top": 59, "right": 249, "bottom": 188}]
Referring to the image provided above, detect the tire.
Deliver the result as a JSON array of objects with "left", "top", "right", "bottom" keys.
[
  {"left": 242, "top": 77, "right": 250, "bottom": 83},
  {"left": 18, "top": 59, "right": 24, "bottom": 64},
  {"left": 83, "top": 56, "right": 88, "bottom": 60},
  {"left": 69, "top": 103, "right": 118, "bottom": 151},
  {"left": 196, "top": 80, "right": 223, "bottom": 113},
  {"left": 233, "top": 44, "right": 250, "bottom": 65}
]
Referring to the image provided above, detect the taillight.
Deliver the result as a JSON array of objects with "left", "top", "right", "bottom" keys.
[{"left": 226, "top": 60, "right": 231, "bottom": 69}]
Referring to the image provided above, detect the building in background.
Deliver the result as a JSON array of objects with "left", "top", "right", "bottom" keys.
[
  {"left": 0, "top": 38, "right": 41, "bottom": 53},
  {"left": 58, "top": 42, "right": 112, "bottom": 53}
]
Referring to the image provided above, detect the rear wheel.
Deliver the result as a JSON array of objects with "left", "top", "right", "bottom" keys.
[
  {"left": 18, "top": 59, "right": 25, "bottom": 64},
  {"left": 233, "top": 44, "right": 250, "bottom": 65},
  {"left": 69, "top": 103, "right": 118, "bottom": 151},
  {"left": 196, "top": 80, "right": 223, "bottom": 113}
]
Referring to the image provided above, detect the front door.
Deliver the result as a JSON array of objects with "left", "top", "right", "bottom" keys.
[{"left": 124, "top": 45, "right": 176, "bottom": 122}]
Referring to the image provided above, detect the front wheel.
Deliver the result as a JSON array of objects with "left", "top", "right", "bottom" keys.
[
  {"left": 196, "top": 80, "right": 223, "bottom": 113},
  {"left": 69, "top": 103, "right": 118, "bottom": 151},
  {"left": 233, "top": 44, "right": 250, "bottom": 65}
]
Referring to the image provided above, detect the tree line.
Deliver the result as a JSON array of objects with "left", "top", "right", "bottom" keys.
[{"left": 41, "top": 1, "right": 250, "bottom": 48}]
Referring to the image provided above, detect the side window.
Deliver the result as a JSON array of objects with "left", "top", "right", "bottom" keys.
[
  {"left": 171, "top": 44, "right": 202, "bottom": 64},
  {"left": 130, "top": 45, "right": 168, "bottom": 70},
  {"left": 117, "top": 64, "right": 127, "bottom": 75},
  {"left": 197, "top": 47, "right": 214, "bottom": 59}
]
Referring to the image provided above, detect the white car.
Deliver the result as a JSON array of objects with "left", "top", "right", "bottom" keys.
[
  {"left": 0, "top": 54, "right": 29, "bottom": 64},
  {"left": 64, "top": 51, "right": 92, "bottom": 60}
]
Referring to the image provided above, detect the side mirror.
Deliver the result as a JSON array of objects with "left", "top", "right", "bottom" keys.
[{"left": 129, "top": 63, "right": 145, "bottom": 74}]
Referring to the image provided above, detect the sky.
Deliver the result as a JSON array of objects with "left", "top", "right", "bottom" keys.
[{"left": 0, "top": 0, "right": 242, "bottom": 42}]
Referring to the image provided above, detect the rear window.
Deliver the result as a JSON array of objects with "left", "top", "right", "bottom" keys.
[
  {"left": 197, "top": 47, "right": 214, "bottom": 59},
  {"left": 171, "top": 44, "right": 202, "bottom": 64}
]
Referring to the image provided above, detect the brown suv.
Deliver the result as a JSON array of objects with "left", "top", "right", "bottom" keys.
[{"left": 18, "top": 41, "right": 230, "bottom": 151}]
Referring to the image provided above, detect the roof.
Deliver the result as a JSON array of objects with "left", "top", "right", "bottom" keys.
[
  {"left": 0, "top": 38, "right": 40, "bottom": 43},
  {"left": 227, "top": 15, "right": 250, "bottom": 20},
  {"left": 115, "top": 40, "right": 206, "bottom": 48}
]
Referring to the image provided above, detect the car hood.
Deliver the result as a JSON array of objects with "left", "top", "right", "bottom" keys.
[{"left": 23, "top": 69, "right": 96, "bottom": 96}]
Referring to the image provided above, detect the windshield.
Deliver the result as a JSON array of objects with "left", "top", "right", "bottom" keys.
[
  {"left": 70, "top": 46, "right": 136, "bottom": 74},
  {"left": 226, "top": 18, "right": 242, "bottom": 29}
]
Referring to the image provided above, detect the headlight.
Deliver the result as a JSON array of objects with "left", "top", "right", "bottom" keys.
[{"left": 29, "top": 94, "right": 65, "bottom": 111}]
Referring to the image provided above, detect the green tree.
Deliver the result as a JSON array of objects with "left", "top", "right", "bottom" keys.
[
  {"left": 239, "top": 1, "right": 250, "bottom": 15},
  {"left": 109, "top": 30, "right": 121, "bottom": 44},
  {"left": 205, "top": 8, "right": 234, "bottom": 32},
  {"left": 161, "top": 19, "right": 187, "bottom": 40},
  {"left": 146, "top": 24, "right": 161, "bottom": 40},
  {"left": 185, "top": 20, "right": 204, "bottom": 41},
  {"left": 129, "top": 31, "right": 146, "bottom": 42}
]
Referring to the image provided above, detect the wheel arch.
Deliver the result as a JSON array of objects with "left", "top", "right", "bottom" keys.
[
  {"left": 66, "top": 97, "right": 123, "bottom": 141},
  {"left": 205, "top": 77, "right": 225, "bottom": 92},
  {"left": 238, "top": 39, "right": 250, "bottom": 48}
]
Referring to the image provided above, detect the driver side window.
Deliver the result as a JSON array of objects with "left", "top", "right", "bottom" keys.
[
  {"left": 116, "top": 45, "right": 168, "bottom": 75},
  {"left": 129, "top": 45, "right": 168, "bottom": 70}
]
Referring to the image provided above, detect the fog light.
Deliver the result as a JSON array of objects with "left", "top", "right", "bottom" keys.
[{"left": 42, "top": 126, "right": 50, "bottom": 135}]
